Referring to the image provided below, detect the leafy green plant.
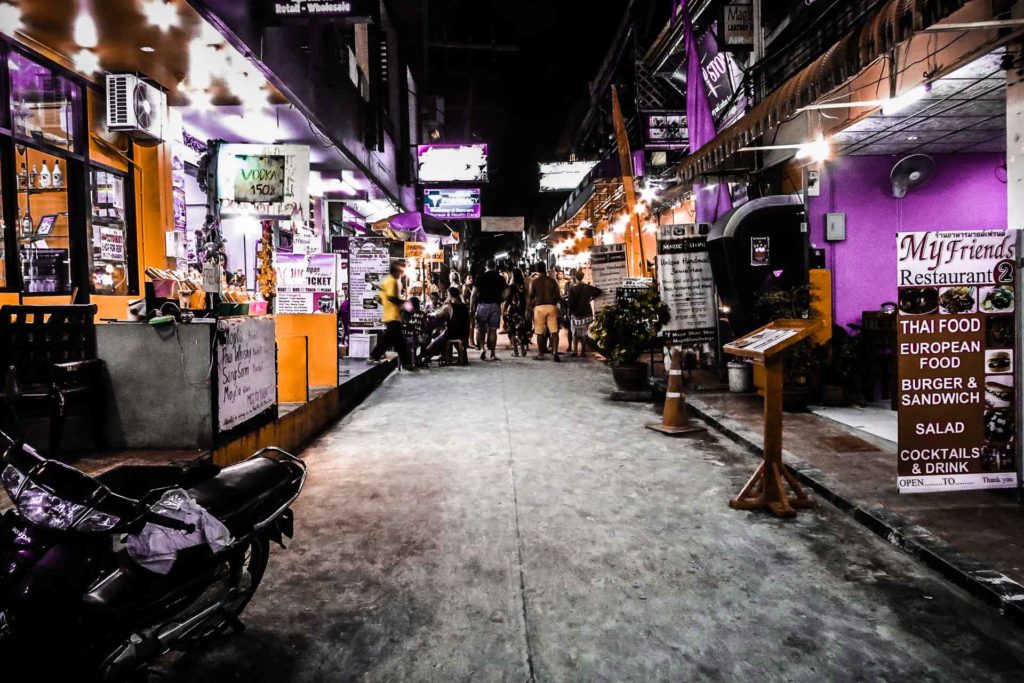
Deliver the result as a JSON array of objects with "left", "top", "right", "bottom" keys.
[{"left": 589, "top": 285, "right": 670, "bottom": 365}]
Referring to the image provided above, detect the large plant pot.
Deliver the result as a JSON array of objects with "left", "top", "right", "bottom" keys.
[
  {"left": 612, "top": 363, "right": 648, "bottom": 391},
  {"left": 783, "top": 384, "right": 814, "bottom": 412}
]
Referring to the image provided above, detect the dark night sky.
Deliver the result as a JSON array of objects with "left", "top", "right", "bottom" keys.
[{"left": 390, "top": 0, "right": 632, "bottom": 240}]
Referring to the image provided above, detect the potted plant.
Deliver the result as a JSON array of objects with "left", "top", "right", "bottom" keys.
[
  {"left": 820, "top": 325, "right": 861, "bottom": 406},
  {"left": 589, "top": 284, "right": 670, "bottom": 391},
  {"left": 753, "top": 286, "right": 826, "bottom": 411}
]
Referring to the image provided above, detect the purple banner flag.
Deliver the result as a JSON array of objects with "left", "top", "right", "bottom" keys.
[{"left": 676, "top": 0, "right": 734, "bottom": 224}]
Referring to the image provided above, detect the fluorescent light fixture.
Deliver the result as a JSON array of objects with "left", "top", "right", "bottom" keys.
[
  {"left": 881, "top": 85, "right": 928, "bottom": 115},
  {"left": 140, "top": 45, "right": 156, "bottom": 53},
  {"left": 73, "top": 9, "right": 99, "bottom": 48},
  {"left": 494, "top": 251, "right": 509, "bottom": 260}
]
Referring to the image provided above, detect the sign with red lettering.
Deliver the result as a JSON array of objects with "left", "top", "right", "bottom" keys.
[{"left": 896, "top": 230, "right": 1017, "bottom": 493}]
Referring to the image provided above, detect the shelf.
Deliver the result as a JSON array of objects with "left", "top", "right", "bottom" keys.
[{"left": 17, "top": 186, "right": 67, "bottom": 195}]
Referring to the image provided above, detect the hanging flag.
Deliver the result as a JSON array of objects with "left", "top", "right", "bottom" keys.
[{"left": 677, "top": 0, "right": 734, "bottom": 224}]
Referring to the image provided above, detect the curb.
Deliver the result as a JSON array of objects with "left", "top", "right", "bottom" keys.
[{"left": 685, "top": 395, "right": 1024, "bottom": 629}]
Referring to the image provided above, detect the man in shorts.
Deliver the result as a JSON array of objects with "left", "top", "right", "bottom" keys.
[
  {"left": 471, "top": 258, "right": 508, "bottom": 361},
  {"left": 527, "top": 262, "right": 562, "bottom": 362}
]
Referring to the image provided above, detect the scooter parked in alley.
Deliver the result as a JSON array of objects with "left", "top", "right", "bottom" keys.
[{"left": 0, "top": 426, "right": 306, "bottom": 680}]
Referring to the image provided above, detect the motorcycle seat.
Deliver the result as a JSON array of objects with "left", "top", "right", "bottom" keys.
[{"left": 188, "top": 457, "right": 297, "bottom": 533}]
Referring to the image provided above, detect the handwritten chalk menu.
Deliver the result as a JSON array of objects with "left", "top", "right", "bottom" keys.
[
  {"left": 658, "top": 224, "right": 717, "bottom": 345},
  {"left": 590, "top": 243, "right": 627, "bottom": 311},
  {"left": 217, "top": 316, "right": 276, "bottom": 432},
  {"left": 233, "top": 155, "right": 285, "bottom": 203},
  {"left": 896, "top": 230, "right": 1017, "bottom": 493},
  {"left": 274, "top": 253, "right": 339, "bottom": 314},
  {"left": 349, "top": 237, "right": 390, "bottom": 329}
]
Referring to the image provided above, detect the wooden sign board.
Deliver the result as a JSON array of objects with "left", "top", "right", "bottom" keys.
[{"left": 724, "top": 318, "right": 822, "bottom": 362}]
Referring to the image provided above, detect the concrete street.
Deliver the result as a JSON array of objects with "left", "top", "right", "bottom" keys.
[{"left": 167, "top": 355, "right": 1024, "bottom": 682}]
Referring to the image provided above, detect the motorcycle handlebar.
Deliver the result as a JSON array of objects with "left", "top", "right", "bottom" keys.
[{"left": 145, "top": 511, "right": 197, "bottom": 534}]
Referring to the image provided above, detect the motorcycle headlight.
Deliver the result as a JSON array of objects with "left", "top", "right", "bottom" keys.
[
  {"left": 1, "top": 465, "right": 25, "bottom": 500},
  {"left": 15, "top": 481, "right": 86, "bottom": 531},
  {"left": 76, "top": 509, "right": 121, "bottom": 532}
]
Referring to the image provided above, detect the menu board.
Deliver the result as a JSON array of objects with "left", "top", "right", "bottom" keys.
[
  {"left": 658, "top": 224, "right": 717, "bottom": 345},
  {"left": 217, "top": 316, "right": 276, "bottom": 432},
  {"left": 349, "top": 237, "right": 390, "bottom": 329},
  {"left": 274, "top": 253, "right": 339, "bottom": 314},
  {"left": 590, "top": 243, "right": 627, "bottom": 311},
  {"left": 896, "top": 230, "right": 1017, "bottom": 493}
]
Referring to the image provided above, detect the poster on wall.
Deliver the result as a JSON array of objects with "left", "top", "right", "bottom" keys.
[
  {"left": 896, "top": 229, "right": 1017, "bottom": 493},
  {"left": 217, "top": 316, "right": 276, "bottom": 432},
  {"left": 99, "top": 226, "right": 126, "bottom": 262},
  {"left": 642, "top": 111, "right": 689, "bottom": 151},
  {"left": 657, "top": 224, "right": 717, "bottom": 345},
  {"left": 590, "top": 243, "right": 628, "bottom": 311},
  {"left": 274, "top": 253, "right": 339, "bottom": 314},
  {"left": 751, "top": 236, "right": 769, "bottom": 266},
  {"left": 349, "top": 237, "right": 390, "bottom": 329},
  {"left": 217, "top": 143, "right": 310, "bottom": 221}
]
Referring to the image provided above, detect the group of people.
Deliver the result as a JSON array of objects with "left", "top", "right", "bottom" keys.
[{"left": 366, "top": 257, "right": 603, "bottom": 369}]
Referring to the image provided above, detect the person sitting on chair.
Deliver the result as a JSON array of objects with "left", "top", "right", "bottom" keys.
[{"left": 423, "top": 287, "right": 471, "bottom": 363}]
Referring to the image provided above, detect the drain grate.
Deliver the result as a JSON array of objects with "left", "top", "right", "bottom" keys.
[{"left": 818, "top": 435, "right": 881, "bottom": 453}]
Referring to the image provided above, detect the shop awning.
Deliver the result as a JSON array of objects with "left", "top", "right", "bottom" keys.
[
  {"left": 371, "top": 212, "right": 457, "bottom": 245},
  {"left": 675, "top": 0, "right": 973, "bottom": 184}
]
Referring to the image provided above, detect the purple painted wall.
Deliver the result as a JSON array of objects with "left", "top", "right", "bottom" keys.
[{"left": 808, "top": 154, "right": 1007, "bottom": 329}]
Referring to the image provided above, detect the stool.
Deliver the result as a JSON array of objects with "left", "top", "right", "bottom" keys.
[{"left": 444, "top": 339, "right": 468, "bottom": 366}]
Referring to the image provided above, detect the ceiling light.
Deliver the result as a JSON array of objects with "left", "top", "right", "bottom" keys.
[
  {"left": 141, "top": 0, "right": 180, "bottom": 32},
  {"left": 881, "top": 85, "right": 929, "bottom": 116},
  {"left": 0, "top": 5, "right": 24, "bottom": 34},
  {"left": 907, "top": 135, "right": 919, "bottom": 141},
  {"left": 72, "top": 49, "right": 101, "bottom": 74},
  {"left": 140, "top": 45, "right": 156, "bottom": 53},
  {"left": 639, "top": 186, "right": 658, "bottom": 203},
  {"left": 73, "top": 8, "right": 99, "bottom": 48},
  {"left": 796, "top": 134, "right": 831, "bottom": 162}
]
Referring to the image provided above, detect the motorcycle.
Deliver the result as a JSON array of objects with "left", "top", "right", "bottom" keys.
[{"left": 0, "top": 433, "right": 306, "bottom": 680}]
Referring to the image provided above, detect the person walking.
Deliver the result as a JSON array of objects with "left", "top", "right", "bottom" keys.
[
  {"left": 566, "top": 270, "right": 603, "bottom": 357},
  {"left": 367, "top": 261, "right": 414, "bottom": 369},
  {"left": 527, "top": 262, "right": 562, "bottom": 362},
  {"left": 471, "top": 258, "right": 508, "bottom": 361},
  {"left": 504, "top": 268, "right": 531, "bottom": 357}
]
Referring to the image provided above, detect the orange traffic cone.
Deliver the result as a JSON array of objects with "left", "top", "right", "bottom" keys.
[{"left": 646, "top": 348, "right": 706, "bottom": 436}]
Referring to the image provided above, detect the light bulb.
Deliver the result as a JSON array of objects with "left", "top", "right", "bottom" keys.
[
  {"left": 142, "top": 0, "right": 180, "bottom": 32},
  {"left": 72, "top": 49, "right": 101, "bottom": 74},
  {"left": 0, "top": 5, "right": 25, "bottom": 35},
  {"left": 73, "top": 10, "right": 99, "bottom": 48}
]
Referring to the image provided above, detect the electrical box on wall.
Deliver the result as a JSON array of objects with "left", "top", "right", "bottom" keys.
[
  {"left": 826, "top": 213, "right": 846, "bottom": 242},
  {"left": 807, "top": 169, "right": 821, "bottom": 197}
]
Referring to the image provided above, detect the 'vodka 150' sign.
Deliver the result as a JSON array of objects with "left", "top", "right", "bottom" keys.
[{"left": 272, "top": 0, "right": 375, "bottom": 20}]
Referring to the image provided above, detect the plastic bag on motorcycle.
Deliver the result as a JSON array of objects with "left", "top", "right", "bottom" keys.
[{"left": 126, "top": 489, "right": 232, "bottom": 574}]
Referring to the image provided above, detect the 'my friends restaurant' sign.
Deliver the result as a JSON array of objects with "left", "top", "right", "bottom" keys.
[{"left": 896, "top": 230, "right": 1017, "bottom": 493}]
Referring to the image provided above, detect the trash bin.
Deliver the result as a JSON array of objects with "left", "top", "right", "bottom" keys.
[{"left": 727, "top": 361, "right": 753, "bottom": 393}]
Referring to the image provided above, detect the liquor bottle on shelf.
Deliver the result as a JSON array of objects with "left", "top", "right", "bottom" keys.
[
  {"left": 39, "top": 160, "right": 51, "bottom": 189},
  {"left": 21, "top": 210, "right": 32, "bottom": 236},
  {"left": 18, "top": 162, "right": 27, "bottom": 189},
  {"left": 29, "top": 165, "right": 38, "bottom": 188},
  {"left": 52, "top": 160, "right": 63, "bottom": 188}
]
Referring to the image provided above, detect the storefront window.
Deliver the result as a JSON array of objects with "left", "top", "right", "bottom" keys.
[
  {"left": 8, "top": 51, "right": 79, "bottom": 153},
  {"left": 89, "top": 167, "right": 130, "bottom": 295},
  {"left": 16, "top": 145, "right": 71, "bottom": 294}
]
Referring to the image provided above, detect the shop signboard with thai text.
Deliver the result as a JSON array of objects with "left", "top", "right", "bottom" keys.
[
  {"left": 349, "top": 237, "right": 390, "bottom": 329},
  {"left": 590, "top": 243, "right": 627, "bottom": 311},
  {"left": 217, "top": 316, "right": 276, "bottom": 432},
  {"left": 274, "top": 253, "right": 339, "bottom": 314},
  {"left": 896, "top": 230, "right": 1017, "bottom": 493},
  {"left": 658, "top": 224, "right": 717, "bottom": 345}
]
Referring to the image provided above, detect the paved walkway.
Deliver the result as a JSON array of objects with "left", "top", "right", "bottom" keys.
[{"left": 168, "top": 355, "right": 1024, "bottom": 682}]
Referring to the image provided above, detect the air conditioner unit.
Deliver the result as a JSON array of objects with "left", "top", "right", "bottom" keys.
[{"left": 106, "top": 74, "right": 166, "bottom": 142}]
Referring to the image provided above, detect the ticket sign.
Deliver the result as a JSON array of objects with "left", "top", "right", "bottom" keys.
[{"left": 896, "top": 230, "right": 1017, "bottom": 493}]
